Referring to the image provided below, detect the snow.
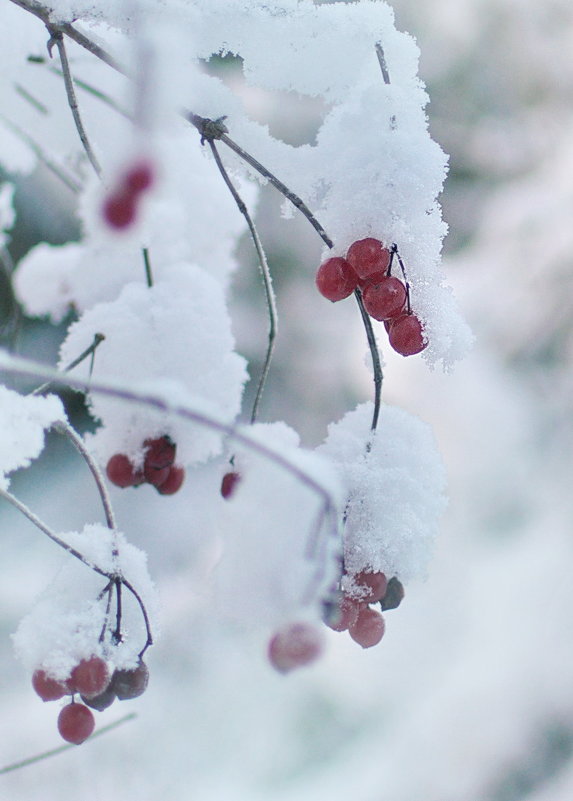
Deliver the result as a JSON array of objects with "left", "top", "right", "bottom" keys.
[{"left": 0, "top": 387, "right": 65, "bottom": 490}]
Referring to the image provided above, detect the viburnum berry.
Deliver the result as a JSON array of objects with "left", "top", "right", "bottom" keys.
[
  {"left": 346, "top": 238, "right": 391, "bottom": 283},
  {"left": 32, "top": 669, "right": 70, "bottom": 702},
  {"left": 157, "top": 465, "right": 185, "bottom": 495},
  {"left": 268, "top": 622, "right": 324, "bottom": 673},
  {"left": 143, "top": 463, "right": 170, "bottom": 488},
  {"left": 122, "top": 161, "right": 154, "bottom": 195},
  {"left": 81, "top": 685, "right": 116, "bottom": 711},
  {"left": 362, "top": 276, "right": 407, "bottom": 321},
  {"left": 221, "top": 470, "right": 241, "bottom": 499},
  {"left": 324, "top": 595, "right": 360, "bottom": 632},
  {"left": 351, "top": 570, "right": 388, "bottom": 603},
  {"left": 315, "top": 256, "right": 358, "bottom": 302},
  {"left": 348, "top": 606, "right": 386, "bottom": 649},
  {"left": 57, "top": 702, "right": 95, "bottom": 745},
  {"left": 144, "top": 436, "right": 176, "bottom": 471},
  {"left": 388, "top": 313, "right": 426, "bottom": 356},
  {"left": 68, "top": 656, "right": 110, "bottom": 699},
  {"left": 102, "top": 191, "right": 137, "bottom": 230},
  {"left": 106, "top": 454, "right": 144, "bottom": 488},
  {"left": 112, "top": 661, "right": 149, "bottom": 700}
]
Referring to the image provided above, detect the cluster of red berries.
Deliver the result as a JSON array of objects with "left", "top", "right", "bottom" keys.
[
  {"left": 32, "top": 655, "right": 149, "bottom": 745},
  {"left": 102, "top": 159, "right": 155, "bottom": 231},
  {"left": 106, "top": 435, "right": 185, "bottom": 495},
  {"left": 315, "top": 237, "right": 427, "bottom": 357},
  {"left": 324, "top": 570, "right": 405, "bottom": 648}
]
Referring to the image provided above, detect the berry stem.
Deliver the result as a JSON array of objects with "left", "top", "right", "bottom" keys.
[
  {"left": 46, "top": 27, "right": 103, "bottom": 179},
  {"left": 31, "top": 331, "right": 105, "bottom": 396},
  {"left": 206, "top": 138, "right": 277, "bottom": 424},
  {"left": 142, "top": 247, "right": 153, "bottom": 288},
  {"left": 354, "top": 289, "right": 383, "bottom": 432},
  {"left": 51, "top": 419, "right": 117, "bottom": 533},
  {"left": 391, "top": 244, "right": 412, "bottom": 314},
  {"left": 0, "top": 713, "right": 137, "bottom": 775}
]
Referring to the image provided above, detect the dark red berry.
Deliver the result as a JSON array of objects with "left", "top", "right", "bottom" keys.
[
  {"left": 388, "top": 313, "right": 426, "bottom": 356},
  {"left": 324, "top": 595, "right": 360, "bottom": 632},
  {"left": 102, "top": 192, "right": 137, "bottom": 230},
  {"left": 221, "top": 471, "right": 240, "bottom": 499},
  {"left": 157, "top": 465, "right": 185, "bottom": 495},
  {"left": 68, "top": 656, "right": 110, "bottom": 699},
  {"left": 106, "top": 454, "right": 144, "bottom": 488},
  {"left": 81, "top": 685, "right": 116, "bottom": 711},
  {"left": 268, "top": 622, "right": 324, "bottom": 673},
  {"left": 122, "top": 161, "right": 154, "bottom": 195},
  {"left": 346, "top": 238, "right": 391, "bottom": 282},
  {"left": 380, "top": 576, "right": 405, "bottom": 611},
  {"left": 315, "top": 257, "right": 358, "bottom": 302},
  {"left": 143, "top": 463, "right": 170, "bottom": 488},
  {"left": 143, "top": 437, "right": 176, "bottom": 470},
  {"left": 362, "top": 276, "right": 407, "bottom": 321},
  {"left": 58, "top": 703, "right": 95, "bottom": 745},
  {"left": 351, "top": 570, "right": 388, "bottom": 603},
  {"left": 32, "top": 669, "right": 70, "bottom": 702},
  {"left": 112, "top": 661, "right": 149, "bottom": 700},
  {"left": 348, "top": 606, "right": 386, "bottom": 648}
]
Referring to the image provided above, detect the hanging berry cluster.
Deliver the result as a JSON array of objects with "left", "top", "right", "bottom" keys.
[
  {"left": 106, "top": 435, "right": 185, "bottom": 495},
  {"left": 32, "top": 656, "right": 149, "bottom": 745},
  {"left": 324, "top": 570, "right": 405, "bottom": 647},
  {"left": 315, "top": 238, "right": 427, "bottom": 357}
]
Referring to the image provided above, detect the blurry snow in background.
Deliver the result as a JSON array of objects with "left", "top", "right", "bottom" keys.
[{"left": 1, "top": 0, "right": 573, "bottom": 800}]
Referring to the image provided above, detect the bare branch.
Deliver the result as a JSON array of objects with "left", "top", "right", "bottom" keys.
[
  {"left": 207, "top": 139, "right": 277, "bottom": 424},
  {"left": 47, "top": 28, "right": 102, "bottom": 178}
]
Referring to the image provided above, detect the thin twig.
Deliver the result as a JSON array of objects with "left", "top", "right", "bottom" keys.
[
  {"left": 375, "top": 42, "right": 391, "bottom": 85},
  {"left": 142, "top": 248, "right": 153, "bottom": 288},
  {"left": 0, "top": 713, "right": 137, "bottom": 775},
  {"left": 207, "top": 139, "right": 277, "bottom": 424},
  {"left": 31, "top": 331, "right": 105, "bottom": 395},
  {"left": 0, "top": 486, "right": 109, "bottom": 578},
  {"left": 51, "top": 419, "right": 117, "bottom": 532},
  {"left": 188, "top": 113, "right": 333, "bottom": 249},
  {"left": 354, "top": 289, "right": 382, "bottom": 432},
  {"left": 8, "top": 0, "right": 128, "bottom": 75},
  {"left": 0, "top": 114, "right": 81, "bottom": 193},
  {"left": 47, "top": 29, "right": 102, "bottom": 178}
]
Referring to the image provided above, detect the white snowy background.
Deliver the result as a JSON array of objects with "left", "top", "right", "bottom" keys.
[{"left": 1, "top": 0, "right": 573, "bottom": 800}]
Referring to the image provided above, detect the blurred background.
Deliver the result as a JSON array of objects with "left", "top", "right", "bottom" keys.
[{"left": 2, "top": 0, "right": 573, "bottom": 799}]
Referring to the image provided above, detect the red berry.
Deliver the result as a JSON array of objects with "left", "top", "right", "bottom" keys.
[
  {"left": 122, "top": 161, "right": 154, "bottom": 195},
  {"left": 157, "top": 465, "right": 185, "bottom": 495},
  {"left": 143, "top": 437, "right": 176, "bottom": 470},
  {"left": 268, "top": 622, "right": 324, "bottom": 673},
  {"left": 362, "top": 276, "right": 407, "bottom": 321},
  {"left": 68, "top": 656, "right": 110, "bottom": 699},
  {"left": 106, "top": 454, "right": 144, "bottom": 488},
  {"left": 351, "top": 570, "right": 388, "bottom": 603},
  {"left": 388, "top": 313, "right": 426, "bottom": 356},
  {"left": 315, "top": 257, "right": 358, "bottom": 302},
  {"left": 346, "top": 238, "right": 391, "bottom": 282},
  {"left": 221, "top": 471, "right": 240, "bottom": 499},
  {"left": 102, "top": 191, "right": 137, "bottom": 230},
  {"left": 32, "top": 669, "right": 70, "bottom": 702},
  {"left": 143, "top": 463, "right": 170, "bottom": 488},
  {"left": 112, "top": 661, "right": 149, "bottom": 700},
  {"left": 324, "top": 595, "right": 360, "bottom": 632},
  {"left": 348, "top": 606, "right": 386, "bottom": 648},
  {"left": 57, "top": 703, "right": 95, "bottom": 745},
  {"left": 81, "top": 685, "right": 116, "bottom": 711}
]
